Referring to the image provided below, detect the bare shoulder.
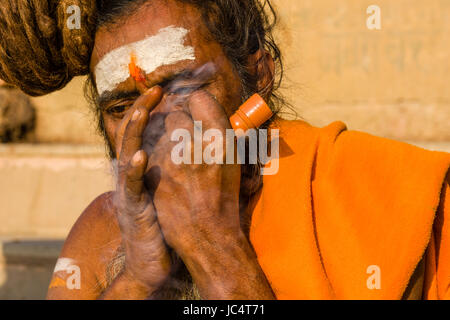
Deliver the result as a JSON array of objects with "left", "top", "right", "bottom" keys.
[
  {"left": 63, "top": 192, "right": 120, "bottom": 252},
  {"left": 66, "top": 191, "right": 120, "bottom": 246},
  {"left": 47, "top": 192, "right": 122, "bottom": 299}
]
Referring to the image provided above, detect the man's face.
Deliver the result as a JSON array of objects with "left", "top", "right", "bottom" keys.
[{"left": 90, "top": 0, "right": 244, "bottom": 156}]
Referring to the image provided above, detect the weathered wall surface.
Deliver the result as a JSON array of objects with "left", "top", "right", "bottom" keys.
[
  {"left": 30, "top": 77, "right": 102, "bottom": 144},
  {"left": 273, "top": 0, "right": 450, "bottom": 141},
  {"left": 0, "top": 145, "right": 112, "bottom": 238}
]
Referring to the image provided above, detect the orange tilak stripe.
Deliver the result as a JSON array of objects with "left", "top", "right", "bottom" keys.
[{"left": 128, "top": 53, "right": 146, "bottom": 82}]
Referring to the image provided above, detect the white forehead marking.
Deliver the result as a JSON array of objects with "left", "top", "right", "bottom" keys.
[
  {"left": 53, "top": 258, "right": 76, "bottom": 273},
  {"left": 95, "top": 25, "right": 196, "bottom": 96}
]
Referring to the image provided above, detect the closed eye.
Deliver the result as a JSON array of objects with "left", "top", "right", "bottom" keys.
[{"left": 105, "top": 101, "right": 134, "bottom": 118}]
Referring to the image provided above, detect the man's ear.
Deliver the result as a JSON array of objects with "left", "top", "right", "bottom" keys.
[{"left": 248, "top": 49, "right": 275, "bottom": 99}]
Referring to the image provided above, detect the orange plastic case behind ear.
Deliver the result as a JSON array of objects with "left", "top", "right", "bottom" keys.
[{"left": 230, "top": 94, "right": 273, "bottom": 133}]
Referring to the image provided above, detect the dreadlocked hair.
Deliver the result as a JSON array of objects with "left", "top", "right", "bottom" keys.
[{"left": 0, "top": 0, "right": 96, "bottom": 96}]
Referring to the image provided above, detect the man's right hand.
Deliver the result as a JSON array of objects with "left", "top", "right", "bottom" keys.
[{"left": 112, "top": 86, "right": 171, "bottom": 293}]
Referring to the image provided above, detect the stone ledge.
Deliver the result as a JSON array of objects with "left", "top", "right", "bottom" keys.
[
  {"left": 0, "top": 238, "right": 63, "bottom": 300},
  {"left": 0, "top": 238, "right": 63, "bottom": 267},
  {"left": 0, "top": 143, "right": 106, "bottom": 158}
]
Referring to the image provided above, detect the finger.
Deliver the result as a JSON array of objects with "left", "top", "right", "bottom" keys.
[
  {"left": 116, "top": 86, "right": 163, "bottom": 160},
  {"left": 116, "top": 86, "right": 163, "bottom": 140},
  {"left": 135, "top": 85, "right": 164, "bottom": 111},
  {"left": 115, "top": 111, "right": 136, "bottom": 159},
  {"left": 124, "top": 150, "right": 149, "bottom": 203},
  {"left": 187, "top": 90, "right": 231, "bottom": 132},
  {"left": 119, "top": 106, "right": 149, "bottom": 167}
]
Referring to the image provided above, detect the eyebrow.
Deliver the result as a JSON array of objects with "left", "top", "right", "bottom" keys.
[
  {"left": 97, "top": 90, "right": 141, "bottom": 109},
  {"left": 96, "top": 67, "right": 192, "bottom": 108},
  {"left": 96, "top": 65, "right": 216, "bottom": 109}
]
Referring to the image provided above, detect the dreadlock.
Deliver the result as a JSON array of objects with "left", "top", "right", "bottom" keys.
[{"left": 0, "top": 0, "right": 96, "bottom": 96}]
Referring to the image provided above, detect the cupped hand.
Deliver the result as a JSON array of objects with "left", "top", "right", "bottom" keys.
[
  {"left": 112, "top": 86, "right": 172, "bottom": 290},
  {"left": 142, "top": 90, "right": 243, "bottom": 259}
]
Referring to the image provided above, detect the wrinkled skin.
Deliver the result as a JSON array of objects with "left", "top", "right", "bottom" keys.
[{"left": 47, "top": 0, "right": 275, "bottom": 300}]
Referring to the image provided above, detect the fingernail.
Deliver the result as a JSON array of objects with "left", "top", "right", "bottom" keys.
[
  {"left": 132, "top": 109, "right": 141, "bottom": 121},
  {"left": 132, "top": 151, "right": 144, "bottom": 165},
  {"left": 144, "top": 86, "right": 160, "bottom": 95},
  {"left": 144, "top": 87, "right": 155, "bottom": 95}
]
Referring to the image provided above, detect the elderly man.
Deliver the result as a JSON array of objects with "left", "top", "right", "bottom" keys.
[{"left": 0, "top": 0, "right": 448, "bottom": 300}]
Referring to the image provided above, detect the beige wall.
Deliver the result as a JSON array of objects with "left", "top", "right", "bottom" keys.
[
  {"left": 0, "top": 145, "right": 112, "bottom": 238},
  {"left": 273, "top": 0, "right": 450, "bottom": 141},
  {"left": 30, "top": 77, "right": 102, "bottom": 145}
]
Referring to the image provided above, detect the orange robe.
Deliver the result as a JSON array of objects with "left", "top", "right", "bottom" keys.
[{"left": 250, "top": 119, "right": 450, "bottom": 299}]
